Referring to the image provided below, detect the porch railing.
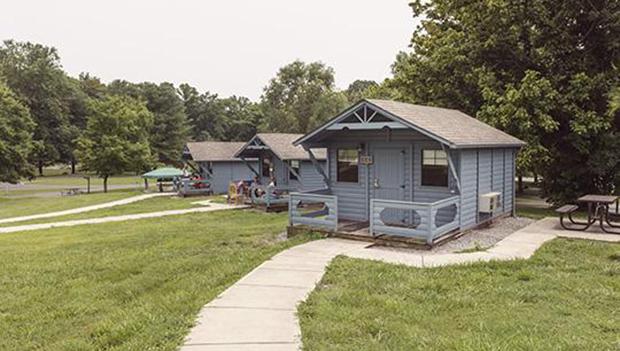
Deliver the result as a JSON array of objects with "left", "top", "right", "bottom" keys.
[
  {"left": 370, "top": 196, "right": 460, "bottom": 244},
  {"left": 289, "top": 192, "right": 338, "bottom": 231}
]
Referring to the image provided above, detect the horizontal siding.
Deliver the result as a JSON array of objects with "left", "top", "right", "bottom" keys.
[
  {"left": 202, "top": 161, "right": 258, "bottom": 194},
  {"left": 327, "top": 145, "right": 368, "bottom": 221},
  {"left": 412, "top": 142, "right": 455, "bottom": 203},
  {"left": 297, "top": 161, "right": 326, "bottom": 191}
]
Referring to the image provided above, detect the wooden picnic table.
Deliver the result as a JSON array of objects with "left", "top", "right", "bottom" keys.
[{"left": 573, "top": 194, "right": 620, "bottom": 234}]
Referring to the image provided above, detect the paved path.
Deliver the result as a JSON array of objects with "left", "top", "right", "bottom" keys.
[
  {"left": 181, "top": 217, "right": 619, "bottom": 350},
  {"left": 0, "top": 193, "right": 173, "bottom": 225},
  {"left": 0, "top": 201, "right": 248, "bottom": 234}
]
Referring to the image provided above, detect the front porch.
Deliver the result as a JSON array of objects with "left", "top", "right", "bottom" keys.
[{"left": 288, "top": 191, "right": 461, "bottom": 246}]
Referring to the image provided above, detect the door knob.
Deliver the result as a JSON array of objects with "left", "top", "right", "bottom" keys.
[{"left": 373, "top": 178, "right": 380, "bottom": 188}]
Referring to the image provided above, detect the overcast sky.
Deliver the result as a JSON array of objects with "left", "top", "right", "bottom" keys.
[{"left": 1, "top": 1, "right": 415, "bottom": 100}]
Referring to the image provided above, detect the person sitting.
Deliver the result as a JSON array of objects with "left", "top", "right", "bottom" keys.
[{"left": 252, "top": 176, "right": 265, "bottom": 198}]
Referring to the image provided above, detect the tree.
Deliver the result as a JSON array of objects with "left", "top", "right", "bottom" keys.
[
  {"left": 109, "top": 80, "right": 189, "bottom": 164},
  {"left": 260, "top": 60, "right": 348, "bottom": 133},
  {"left": 178, "top": 84, "right": 225, "bottom": 141},
  {"left": 344, "top": 80, "right": 378, "bottom": 103},
  {"left": 477, "top": 71, "right": 559, "bottom": 193},
  {"left": 75, "top": 95, "right": 154, "bottom": 192},
  {"left": 219, "top": 96, "right": 263, "bottom": 141},
  {"left": 78, "top": 73, "right": 107, "bottom": 99},
  {"left": 139, "top": 82, "right": 189, "bottom": 164},
  {"left": 388, "top": 0, "right": 619, "bottom": 203},
  {"left": 0, "top": 81, "right": 35, "bottom": 183},
  {"left": 0, "top": 40, "right": 73, "bottom": 175}
]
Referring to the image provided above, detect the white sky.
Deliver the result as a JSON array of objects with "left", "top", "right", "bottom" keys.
[{"left": 1, "top": 1, "right": 415, "bottom": 100}]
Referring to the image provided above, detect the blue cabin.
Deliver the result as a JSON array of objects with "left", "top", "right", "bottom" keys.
[
  {"left": 183, "top": 141, "right": 258, "bottom": 194},
  {"left": 235, "top": 133, "right": 327, "bottom": 209},
  {"left": 287, "top": 99, "right": 525, "bottom": 245}
]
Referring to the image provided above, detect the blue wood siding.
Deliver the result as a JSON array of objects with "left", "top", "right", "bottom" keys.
[
  {"left": 492, "top": 149, "right": 505, "bottom": 213},
  {"left": 296, "top": 160, "right": 326, "bottom": 191},
  {"left": 412, "top": 142, "right": 456, "bottom": 203},
  {"left": 258, "top": 151, "right": 326, "bottom": 192},
  {"left": 313, "top": 128, "right": 520, "bottom": 227},
  {"left": 199, "top": 161, "right": 258, "bottom": 194},
  {"left": 504, "top": 149, "right": 515, "bottom": 214},
  {"left": 458, "top": 149, "right": 478, "bottom": 230},
  {"left": 327, "top": 146, "right": 368, "bottom": 221}
]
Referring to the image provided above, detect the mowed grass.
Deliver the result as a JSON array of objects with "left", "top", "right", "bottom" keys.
[
  {"left": 0, "top": 190, "right": 141, "bottom": 219},
  {"left": 0, "top": 195, "right": 216, "bottom": 227},
  {"left": 0, "top": 210, "right": 315, "bottom": 350},
  {"left": 299, "top": 239, "right": 620, "bottom": 350}
]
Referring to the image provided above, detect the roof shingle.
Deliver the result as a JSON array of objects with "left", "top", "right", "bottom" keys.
[
  {"left": 367, "top": 99, "right": 525, "bottom": 148},
  {"left": 236, "top": 133, "right": 326, "bottom": 160},
  {"left": 184, "top": 141, "right": 246, "bottom": 162}
]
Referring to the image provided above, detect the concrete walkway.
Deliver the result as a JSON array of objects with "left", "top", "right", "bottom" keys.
[
  {"left": 181, "top": 217, "right": 619, "bottom": 350},
  {"left": 0, "top": 201, "right": 248, "bottom": 234},
  {"left": 0, "top": 192, "right": 173, "bottom": 225}
]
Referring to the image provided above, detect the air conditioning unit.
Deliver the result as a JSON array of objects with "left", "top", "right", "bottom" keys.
[{"left": 479, "top": 192, "right": 501, "bottom": 213}]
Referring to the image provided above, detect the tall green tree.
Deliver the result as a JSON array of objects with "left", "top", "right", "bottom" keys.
[
  {"left": 0, "top": 40, "right": 73, "bottom": 175},
  {"left": 75, "top": 95, "right": 154, "bottom": 192},
  {"left": 178, "top": 84, "right": 225, "bottom": 141},
  {"left": 0, "top": 81, "right": 35, "bottom": 183},
  {"left": 219, "top": 96, "right": 263, "bottom": 141},
  {"left": 260, "top": 60, "right": 348, "bottom": 133},
  {"left": 388, "top": 0, "right": 619, "bottom": 203},
  {"left": 344, "top": 80, "right": 378, "bottom": 103},
  {"left": 139, "top": 82, "right": 189, "bottom": 164},
  {"left": 108, "top": 80, "right": 189, "bottom": 164}
]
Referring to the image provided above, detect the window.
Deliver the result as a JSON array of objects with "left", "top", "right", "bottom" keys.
[
  {"left": 337, "top": 149, "right": 359, "bottom": 182},
  {"left": 262, "top": 157, "right": 272, "bottom": 177},
  {"left": 289, "top": 160, "right": 300, "bottom": 180},
  {"left": 421, "top": 149, "right": 449, "bottom": 187}
]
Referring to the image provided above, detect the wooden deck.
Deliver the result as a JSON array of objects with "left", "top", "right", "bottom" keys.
[{"left": 287, "top": 219, "right": 463, "bottom": 249}]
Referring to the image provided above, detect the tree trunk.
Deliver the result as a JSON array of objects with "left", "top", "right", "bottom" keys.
[
  {"left": 71, "top": 159, "right": 76, "bottom": 175},
  {"left": 103, "top": 176, "right": 108, "bottom": 193},
  {"left": 38, "top": 160, "right": 43, "bottom": 176},
  {"left": 517, "top": 175, "right": 524, "bottom": 194},
  {"left": 533, "top": 173, "right": 538, "bottom": 184}
]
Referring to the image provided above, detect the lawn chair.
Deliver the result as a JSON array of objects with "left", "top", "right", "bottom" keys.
[{"left": 228, "top": 182, "right": 244, "bottom": 205}]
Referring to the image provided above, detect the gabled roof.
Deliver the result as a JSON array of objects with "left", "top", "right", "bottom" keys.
[
  {"left": 295, "top": 99, "right": 526, "bottom": 149},
  {"left": 184, "top": 141, "right": 248, "bottom": 162},
  {"left": 235, "top": 133, "right": 327, "bottom": 161}
]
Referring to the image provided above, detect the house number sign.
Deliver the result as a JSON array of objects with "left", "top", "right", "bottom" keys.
[{"left": 360, "top": 155, "right": 373, "bottom": 165}]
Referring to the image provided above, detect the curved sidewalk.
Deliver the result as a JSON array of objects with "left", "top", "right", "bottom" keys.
[
  {"left": 0, "top": 202, "right": 248, "bottom": 234},
  {"left": 181, "top": 217, "right": 619, "bottom": 351},
  {"left": 0, "top": 192, "right": 173, "bottom": 225}
]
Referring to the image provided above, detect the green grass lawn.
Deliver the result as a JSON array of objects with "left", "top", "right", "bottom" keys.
[
  {"left": 0, "top": 210, "right": 315, "bottom": 350},
  {"left": 299, "top": 239, "right": 620, "bottom": 350},
  {"left": 0, "top": 195, "right": 219, "bottom": 227},
  {"left": 0, "top": 190, "right": 141, "bottom": 219}
]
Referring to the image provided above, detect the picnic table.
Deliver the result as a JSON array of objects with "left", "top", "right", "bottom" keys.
[
  {"left": 557, "top": 194, "right": 620, "bottom": 234},
  {"left": 61, "top": 188, "right": 81, "bottom": 196}
]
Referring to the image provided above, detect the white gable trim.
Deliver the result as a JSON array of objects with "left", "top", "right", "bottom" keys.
[{"left": 294, "top": 100, "right": 455, "bottom": 148}]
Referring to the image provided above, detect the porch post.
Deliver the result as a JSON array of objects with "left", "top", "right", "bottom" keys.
[{"left": 304, "top": 146, "right": 331, "bottom": 190}]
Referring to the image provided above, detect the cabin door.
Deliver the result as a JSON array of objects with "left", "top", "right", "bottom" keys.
[{"left": 371, "top": 147, "right": 405, "bottom": 201}]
